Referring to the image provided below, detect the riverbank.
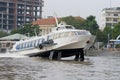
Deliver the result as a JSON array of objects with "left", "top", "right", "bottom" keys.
[{"left": 86, "top": 48, "right": 120, "bottom": 57}]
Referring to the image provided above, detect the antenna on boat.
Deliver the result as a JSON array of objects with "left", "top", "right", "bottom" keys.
[
  {"left": 110, "top": 0, "right": 112, "bottom": 8},
  {"left": 54, "top": 12, "right": 59, "bottom": 26},
  {"left": 34, "top": 29, "right": 37, "bottom": 37}
]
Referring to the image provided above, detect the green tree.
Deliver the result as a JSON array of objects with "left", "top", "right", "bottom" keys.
[
  {"left": 61, "top": 16, "right": 85, "bottom": 29},
  {"left": 84, "top": 15, "right": 99, "bottom": 35},
  {"left": 102, "top": 26, "right": 111, "bottom": 43},
  {"left": 0, "top": 31, "right": 8, "bottom": 38},
  {"left": 96, "top": 30, "right": 105, "bottom": 42},
  {"left": 10, "top": 23, "right": 40, "bottom": 36},
  {"left": 10, "top": 29, "right": 18, "bottom": 34},
  {"left": 112, "top": 22, "right": 120, "bottom": 39}
]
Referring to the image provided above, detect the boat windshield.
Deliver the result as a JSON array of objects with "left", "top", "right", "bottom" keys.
[{"left": 65, "top": 26, "right": 74, "bottom": 29}]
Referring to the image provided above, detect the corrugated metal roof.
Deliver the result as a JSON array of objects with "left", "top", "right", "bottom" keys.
[{"left": 0, "top": 33, "right": 29, "bottom": 40}]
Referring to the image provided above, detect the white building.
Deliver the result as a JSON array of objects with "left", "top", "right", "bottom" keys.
[{"left": 101, "top": 7, "right": 120, "bottom": 30}]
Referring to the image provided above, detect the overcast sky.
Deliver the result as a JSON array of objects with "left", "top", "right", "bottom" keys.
[{"left": 43, "top": 0, "right": 120, "bottom": 25}]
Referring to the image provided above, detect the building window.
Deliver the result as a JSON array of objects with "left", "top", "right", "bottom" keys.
[
  {"left": 26, "top": 18, "right": 30, "bottom": 21},
  {"left": 26, "top": 6, "right": 30, "bottom": 10},
  {"left": 106, "top": 13, "right": 111, "bottom": 16},
  {"left": 33, "top": 7, "right": 36, "bottom": 10},
  {"left": 26, "top": 12, "right": 30, "bottom": 14},
  {"left": 114, "top": 14, "right": 118, "bottom": 16},
  {"left": 106, "top": 18, "right": 110, "bottom": 21},
  {"left": 106, "top": 23, "right": 112, "bottom": 27},
  {"left": 113, "top": 18, "right": 118, "bottom": 22}
]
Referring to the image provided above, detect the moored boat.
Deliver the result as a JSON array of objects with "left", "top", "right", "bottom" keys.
[{"left": 10, "top": 22, "right": 91, "bottom": 61}]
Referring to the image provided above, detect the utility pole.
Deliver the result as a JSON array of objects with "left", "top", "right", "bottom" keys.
[{"left": 107, "top": 33, "right": 110, "bottom": 48}]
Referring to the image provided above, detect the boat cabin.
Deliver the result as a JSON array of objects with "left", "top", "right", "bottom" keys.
[
  {"left": 52, "top": 21, "right": 75, "bottom": 31},
  {"left": 56, "top": 25, "right": 75, "bottom": 31}
]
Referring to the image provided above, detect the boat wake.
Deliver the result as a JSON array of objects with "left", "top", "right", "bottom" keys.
[{"left": 0, "top": 52, "right": 27, "bottom": 58}]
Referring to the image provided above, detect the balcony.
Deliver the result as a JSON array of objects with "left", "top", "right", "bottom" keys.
[{"left": 105, "top": 15, "right": 120, "bottom": 18}]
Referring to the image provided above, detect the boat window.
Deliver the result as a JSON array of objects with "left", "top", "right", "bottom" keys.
[
  {"left": 22, "top": 43, "right": 24, "bottom": 49},
  {"left": 28, "top": 42, "right": 31, "bottom": 48},
  {"left": 34, "top": 40, "right": 36, "bottom": 47},
  {"left": 34, "top": 41, "right": 36, "bottom": 47},
  {"left": 23, "top": 43, "right": 26, "bottom": 48},
  {"left": 23, "top": 43, "right": 25, "bottom": 49},
  {"left": 26, "top": 43, "right": 29, "bottom": 48},
  {"left": 19, "top": 44, "right": 21, "bottom": 50},
  {"left": 32, "top": 41, "right": 35, "bottom": 47},
  {"left": 25, "top": 43, "right": 27, "bottom": 48},
  {"left": 21, "top": 43, "right": 23, "bottom": 49},
  {"left": 42, "top": 38, "right": 45, "bottom": 43},
  {"left": 29, "top": 42, "right": 31, "bottom": 48},
  {"left": 24, "top": 43, "right": 27, "bottom": 48},
  {"left": 34, "top": 40, "right": 38, "bottom": 47},
  {"left": 75, "top": 31, "right": 87, "bottom": 35},
  {"left": 65, "top": 26, "right": 73, "bottom": 29},
  {"left": 49, "top": 31, "right": 76, "bottom": 40},
  {"left": 37, "top": 40, "right": 39, "bottom": 46},
  {"left": 26, "top": 42, "right": 29, "bottom": 48},
  {"left": 38, "top": 39, "right": 41, "bottom": 44},
  {"left": 30, "top": 41, "right": 33, "bottom": 47},
  {"left": 56, "top": 27, "right": 60, "bottom": 30},
  {"left": 16, "top": 44, "right": 20, "bottom": 50}
]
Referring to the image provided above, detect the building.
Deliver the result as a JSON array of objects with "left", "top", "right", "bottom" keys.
[
  {"left": 101, "top": 7, "right": 120, "bottom": 30},
  {"left": 33, "top": 17, "right": 56, "bottom": 35},
  {"left": 0, "top": 33, "right": 29, "bottom": 52},
  {"left": 0, "top": 0, "right": 44, "bottom": 32}
]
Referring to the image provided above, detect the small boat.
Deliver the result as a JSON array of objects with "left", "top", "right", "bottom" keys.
[
  {"left": 110, "top": 35, "right": 120, "bottom": 44},
  {"left": 10, "top": 22, "right": 91, "bottom": 61}
]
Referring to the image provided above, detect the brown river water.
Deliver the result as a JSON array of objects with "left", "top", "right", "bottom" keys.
[{"left": 0, "top": 50, "right": 120, "bottom": 80}]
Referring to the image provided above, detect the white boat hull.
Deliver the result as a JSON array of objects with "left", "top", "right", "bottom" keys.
[
  {"left": 54, "top": 35, "right": 90, "bottom": 50},
  {"left": 10, "top": 35, "right": 90, "bottom": 57}
]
